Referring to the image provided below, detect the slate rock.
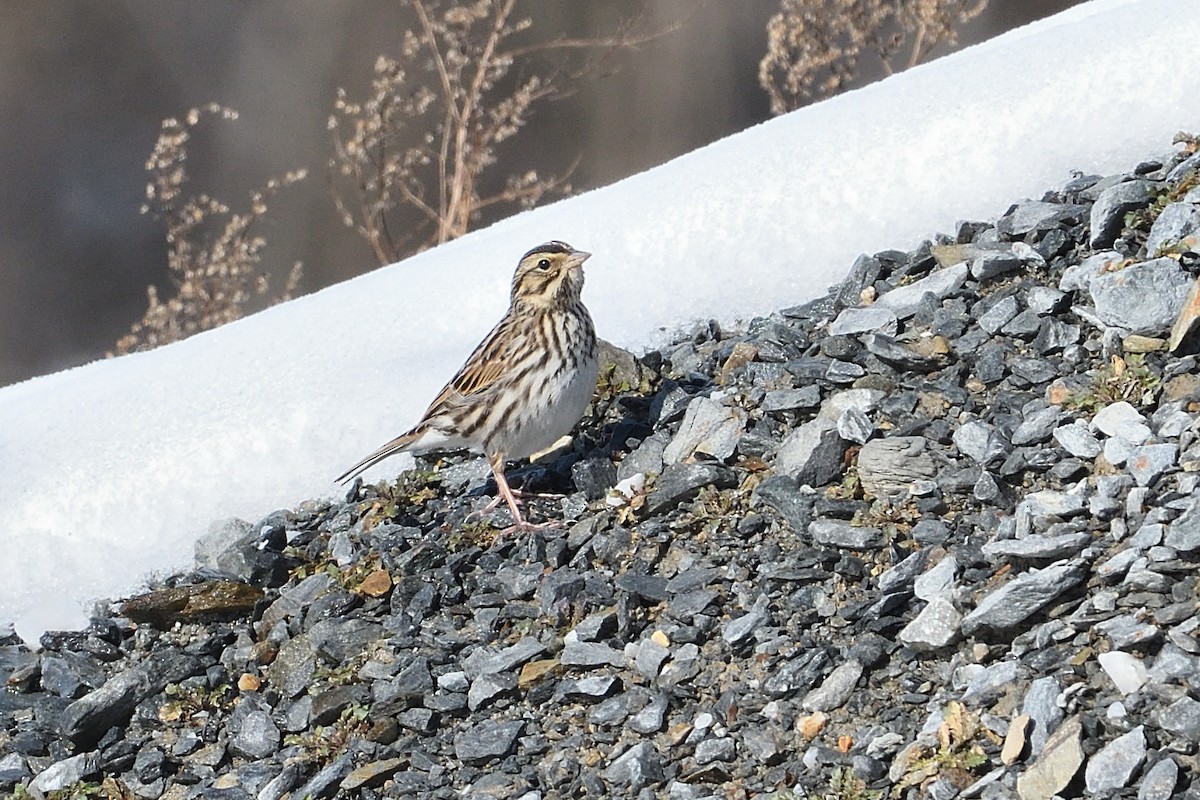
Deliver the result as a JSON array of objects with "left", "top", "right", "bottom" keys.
[
  {"left": 228, "top": 708, "right": 280, "bottom": 760},
  {"left": 1137, "top": 757, "right": 1179, "bottom": 800},
  {"left": 857, "top": 436, "right": 937, "bottom": 497},
  {"left": 644, "top": 463, "right": 737, "bottom": 515},
  {"left": 873, "top": 262, "right": 970, "bottom": 319},
  {"left": 1089, "top": 257, "right": 1191, "bottom": 334},
  {"left": 1089, "top": 180, "right": 1157, "bottom": 248},
  {"left": 454, "top": 719, "right": 525, "bottom": 763},
  {"left": 1084, "top": 725, "right": 1145, "bottom": 794},
  {"left": 898, "top": 598, "right": 962, "bottom": 652},
  {"left": 604, "top": 741, "right": 663, "bottom": 789},
  {"left": 662, "top": 396, "right": 746, "bottom": 464},
  {"left": 59, "top": 649, "right": 204, "bottom": 747},
  {"left": 961, "top": 561, "right": 1088, "bottom": 636},
  {"left": 1146, "top": 200, "right": 1200, "bottom": 255}
]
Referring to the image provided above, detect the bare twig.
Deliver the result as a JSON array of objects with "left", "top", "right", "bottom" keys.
[
  {"left": 329, "top": 0, "right": 667, "bottom": 265},
  {"left": 759, "top": 0, "right": 988, "bottom": 114},
  {"left": 111, "top": 105, "right": 306, "bottom": 356}
]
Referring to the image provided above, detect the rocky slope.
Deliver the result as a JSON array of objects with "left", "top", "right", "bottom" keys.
[{"left": 4, "top": 136, "right": 1200, "bottom": 800}]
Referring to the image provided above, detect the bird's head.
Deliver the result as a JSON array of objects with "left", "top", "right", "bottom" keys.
[{"left": 510, "top": 241, "right": 591, "bottom": 309}]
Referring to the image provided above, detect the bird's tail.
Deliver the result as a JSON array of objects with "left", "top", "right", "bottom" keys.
[{"left": 335, "top": 430, "right": 422, "bottom": 484}]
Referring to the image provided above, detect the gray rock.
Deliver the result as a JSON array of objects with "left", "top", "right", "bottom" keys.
[
  {"left": 561, "top": 640, "right": 625, "bottom": 668},
  {"left": 978, "top": 295, "right": 1020, "bottom": 334},
  {"left": 1146, "top": 200, "right": 1200, "bottom": 255},
  {"left": 809, "top": 519, "right": 884, "bottom": 550},
  {"left": 723, "top": 595, "right": 770, "bottom": 645},
  {"left": 1022, "top": 676, "right": 1063, "bottom": 757},
  {"left": 293, "top": 754, "right": 354, "bottom": 800},
  {"left": 454, "top": 719, "right": 525, "bottom": 763},
  {"left": 877, "top": 549, "right": 930, "bottom": 594},
  {"left": 898, "top": 598, "right": 962, "bottom": 652},
  {"left": 633, "top": 639, "right": 671, "bottom": 680},
  {"left": 1089, "top": 257, "right": 1191, "bottom": 334},
  {"left": 828, "top": 306, "right": 898, "bottom": 336},
  {"left": 228, "top": 708, "right": 280, "bottom": 760},
  {"left": 1089, "top": 180, "right": 1157, "bottom": 248},
  {"left": 629, "top": 694, "right": 669, "bottom": 734},
  {"left": 604, "top": 741, "right": 663, "bottom": 789},
  {"left": 1127, "top": 442, "right": 1176, "bottom": 486},
  {"left": 913, "top": 556, "right": 957, "bottom": 601},
  {"left": 1164, "top": 492, "right": 1200, "bottom": 551},
  {"left": 962, "top": 561, "right": 1087, "bottom": 636},
  {"left": 1011, "top": 406, "right": 1062, "bottom": 446},
  {"left": 971, "top": 251, "right": 1023, "bottom": 281},
  {"left": 1060, "top": 250, "right": 1123, "bottom": 292},
  {"left": 962, "top": 660, "right": 1021, "bottom": 705},
  {"left": 644, "top": 463, "right": 738, "bottom": 515},
  {"left": 1026, "top": 286, "right": 1067, "bottom": 315},
  {"left": 1033, "top": 317, "right": 1080, "bottom": 354},
  {"left": 1138, "top": 757, "right": 1179, "bottom": 800},
  {"left": 571, "top": 456, "right": 617, "bottom": 501},
  {"left": 560, "top": 674, "right": 620, "bottom": 699},
  {"left": 1084, "top": 725, "right": 1145, "bottom": 794},
  {"left": 194, "top": 517, "right": 257, "bottom": 579},
  {"left": 1097, "top": 650, "right": 1149, "bottom": 695},
  {"left": 836, "top": 406, "right": 874, "bottom": 445},
  {"left": 59, "top": 649, "right": 204, "bottom": 747},
  {"left": 857, "top": 436, "right": 937, "bottom": 497},
  {"left": 863, "top": 333, "right": 942, "bottom": 371},
  {"left": 801, "top": 660, "right": 863, "bottom": 712},
  {"left": 468, "top": 673, "right": 516, "bottom": 711},
  {"left": 826, "top": 359, "right": 866, "bottom": 383},
  {"left": 761, "top": 385, "right": 821, "bottom": 413},
  {"left": 662, "top": 395, "right": 746, "bottom": 464},
  {"left": 981, "top": 533, "right": 1091, "bottom": 561},
  {"left": 1093, "top": 401, "right": 1152, "bottom": 444},
  {"left": 29, "top": 752, "right": 100, "bottom": 794},
  {"left": 1016, "top": 714, "right": 1082, "bottom": 800},
  {"left": 463, "top": 636, "right": 547, "bottom": 679},
  {"left": 1053, "top": 422, "right": 1102, "bottom": 458},
  {"left": 341, "top": 758, "right": 406, "bottom": 792},
  {"left": 619, "top": 429, "right": 669, "bottom": 480},
  {"left": 874, "top": 262, "right": 970, "bottom": 319},
  {"left": 999, "top": 200, "right": 1089, "bottom": 236},
  {"left": 1154, "top": 695, "right": 1200, "bottom": 739},
  {"left": 1021, "top": 489, "right": 1088, "bottom": 518},
  {"left": 752, "top": 475, "right": 814, "bottom": 533},
  {"left": 953, "top": 419, "right": 1008, "bottom": 465},
  {"left": 694, "top": 737, "right": 736, "bottom": 765}
]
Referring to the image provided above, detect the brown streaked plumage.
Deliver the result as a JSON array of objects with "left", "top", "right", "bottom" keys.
[{"left": 337, "top": 241, "right": 599, "bottom": 530}]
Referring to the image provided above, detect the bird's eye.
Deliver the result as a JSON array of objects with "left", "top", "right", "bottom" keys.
[{"left": 537, "top": 258, "right": 552, "bottom": 270}]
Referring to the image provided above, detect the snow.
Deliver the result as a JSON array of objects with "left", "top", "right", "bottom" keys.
[{"left": 2, "top": 0, "right": 1198, "bottom": 641}]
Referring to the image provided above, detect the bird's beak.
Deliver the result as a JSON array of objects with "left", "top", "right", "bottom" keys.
[{"left": 566, "top": 250, "right": 591, "bottom": 270}]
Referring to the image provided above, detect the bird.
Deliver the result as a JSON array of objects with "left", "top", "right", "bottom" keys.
[{"left": 337, "top": 241, "right": 599, "bottom": 531}]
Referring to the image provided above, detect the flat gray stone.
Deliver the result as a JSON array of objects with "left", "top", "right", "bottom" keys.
[
  {"left": 874, "top": 262, "right": 970, "bottom": 319},
  {"left": 1127, "top": 443, "right": 1176, "bottom": 487},
  {"left": 1138, "top": 757, "right": 1179, "bottom": 800},
  {"left": 1084, "top": 725, "right": 1145, "bottom": 794},
  {"left": 809, "top": 518, "right": 884, "bottom": 550},
  {"left": 857, "top": 436, "right": 937, "bottom": 497},
  {"left": 662, "top": 396, "right": 746, "bottom": 464},
  {"left": 1146, "top": 200, "right": 1200, "bottom": 255},
  {"left": 962, "top": 561, "right": 1087, "bottom": 636},
  {"left": 1089, "top": 257, "right": 1191, "bottom": 334},
  {"left": 1053, "top": 422, "right": 1101, "bottom": 458},
  {"left": 1090, "top": 180, "right": 1157, "bottom": 248},
  {"left": 462, "top": 637, "right": 546, "bottom": 680},
  {"left": 1154, "top": 695, "right": 1200, "bottom": 739},
  {"left": 801, "top": 660, "right": 863, "bottom": 712},
  {"left": 898, "top": 597, "right": 962, "bottom": 652},
  {"left": 982, "top": 533, "right": 1091, "bottom": 561},
  {"left": 828, "top": 305, "right": 898, "bottom": 336},
  {"left": 453, "top": 719, "right": 525, "bottom": 763}
]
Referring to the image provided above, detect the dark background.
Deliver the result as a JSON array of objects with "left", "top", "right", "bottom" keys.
[{"left": 0, "top": 1, "right": 1080, "bottom": 387}]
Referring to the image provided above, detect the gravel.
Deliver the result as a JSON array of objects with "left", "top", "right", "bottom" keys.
[{"left": 5, "top": 138, "right": 1200, "bottom": 800}]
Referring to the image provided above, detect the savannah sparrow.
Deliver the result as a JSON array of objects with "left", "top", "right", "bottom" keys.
[{"left": 337, "top": 241, "right": 599, "bottom": 530}]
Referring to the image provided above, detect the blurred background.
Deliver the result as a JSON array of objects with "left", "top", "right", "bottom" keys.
[{"left": 0, "top": 0, "right": 1081, "bottom": 387}]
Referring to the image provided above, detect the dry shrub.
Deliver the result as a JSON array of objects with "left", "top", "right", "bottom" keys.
[
  {"left": 759, "top": 0, "right": 988, "bottom": 114},
  {"left": 329, "top": 0, "right": 660, "bottom": 265},
  {"left": 111, "top": 104, "right": 306, "bottom": 357}
]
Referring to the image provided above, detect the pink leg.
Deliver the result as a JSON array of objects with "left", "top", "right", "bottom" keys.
[{"left": 489, "top": 455, "right": 526, "bottom": 528}]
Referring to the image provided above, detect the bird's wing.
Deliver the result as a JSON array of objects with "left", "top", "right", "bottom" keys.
[{"left": 423, "top": 311, "right": 519, "bottom": 412}]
